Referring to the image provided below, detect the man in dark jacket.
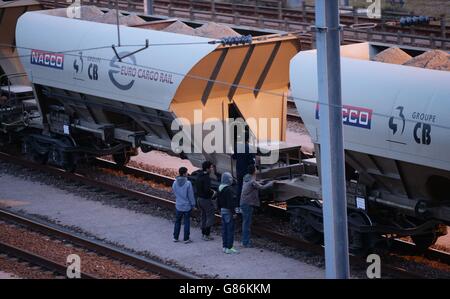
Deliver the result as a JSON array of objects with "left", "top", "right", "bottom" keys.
[
  {"left": 172, "top": 167, "right": 196, "bottom": 243},
  {"left": 196, "top": 161, "right": 215, "bottom": 241},
  {"left": 217, "top": 172, "right": 239, "bottom": 254}
]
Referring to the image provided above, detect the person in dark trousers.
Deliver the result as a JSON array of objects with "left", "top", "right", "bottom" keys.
[
  {"left": 196, "top": 161, "right": 215, "bottom": 241},
  {"left": 172, "top": 167, "right": 196, "bottom": 243},
  {"left": 217, "top": 172, "right": 239, "bottom": 254},
  {"left": 232, "top": 137, "right": 256, "bottom": 201},
  {"left": 240, "top": 164, "right": 274, "bottom": 247}
]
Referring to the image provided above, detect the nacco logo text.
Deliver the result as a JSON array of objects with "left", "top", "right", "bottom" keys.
[
  {"left": 31, "top": 50, "right": 64, "bottom": 70},
  {"left": 316, "top": 104, "right": 373, "bottom": 129}
]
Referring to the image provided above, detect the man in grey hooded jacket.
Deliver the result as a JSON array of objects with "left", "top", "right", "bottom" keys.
[
  {"left": 240, "top": 164, "right": 274, "bottom": 247},
  {"left": 173, "top": 167, "right": 196, "bottom": 243}
]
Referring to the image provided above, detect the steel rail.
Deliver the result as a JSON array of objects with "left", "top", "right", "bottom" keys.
[
  {"left": 93, "top": 158, "right": 175, "bottom": 187},
  {"left": 0, "top": 240, "right": 98, "bottom": 279},
  {"left": 0, "top": 207, "right": 198, "bottom": 279}
]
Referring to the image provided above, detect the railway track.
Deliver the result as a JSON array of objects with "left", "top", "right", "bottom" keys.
[
  {"left": 390, "top": 239, "right": 450, "bottom": 264},
  {"left": 0, "top": 239, "right": 97, "bottom": 279},
  {"left": 1, "top": 151, "right": 448, "bottom": 278},
  {"left": 93, "top": 157, "right": 176, "bottom": 187},
  {"left": 0, "top": 198, "right": 197, "bottom": 279}
]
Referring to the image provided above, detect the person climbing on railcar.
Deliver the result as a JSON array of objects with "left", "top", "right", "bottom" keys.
[
  {"left": 232, "top": 132, "right": 256, "bottom": 201},
  {"left": 240, "top": 164, "right": 275, "bottom": 247},
  {"left": 217, "top": 172, "right": 239, "bottom": 254},
  {"left": 196, "top": 161, "right": 216, "bottom": 241},
  {"left": 172, "top": 167, "right": 196, "bottom": 244}
]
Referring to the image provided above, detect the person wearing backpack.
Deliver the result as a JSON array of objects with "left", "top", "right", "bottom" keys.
[
  {"left": 195, "top": 161, "right": 216, "bottom": 241},
  {"left": 217, "top": 172, "right": 239, "bottom": 254}
]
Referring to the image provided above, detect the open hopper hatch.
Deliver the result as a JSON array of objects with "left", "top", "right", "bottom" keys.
[
  {"left": 171, "top": 36, "right": 300, "bottom": 143},
  {"left": 0, "top": 0, "right": 42, "bottom": 85}
]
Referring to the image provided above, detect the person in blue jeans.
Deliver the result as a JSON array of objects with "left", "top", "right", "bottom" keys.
[
  {"left": 240, "top": 164, "right": 274, "bottom": 247},
  {"left": 217, "top": 172, "right": 239, "bottom": 254},
  {"left": 172, "top": 167, "right": 196, "bottom": 243}
]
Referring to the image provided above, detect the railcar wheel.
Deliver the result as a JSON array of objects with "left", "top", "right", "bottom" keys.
[
  {"left": 48, "top": 147, "right": 75, "bottom": 172},
  {"left": 112, "top": 151, "right": 130, "bottom": 167},
  {"left": 62, "top": 156, "right": 76, "bottom": 173},
  {"left": 348, "top": 212, "right": 373, "bottom": 255},
  {"left": 31, "top": 152, "right": 47, "bottom": 164},
  {"left": 22, "top": 142, "right": 48, "bottom": 164},
  {"left": 411, "top": 233, "right": 437, "bottom": 251},
  {"left": 290, "top": 209, "right": 323, "bottom": 244}
]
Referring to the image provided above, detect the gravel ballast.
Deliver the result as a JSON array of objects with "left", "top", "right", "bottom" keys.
[
  {"left": 0, "top": 256, "right": 55, "bottom": 279},
  {"left": 0, "top": 221, "right": 159, "bottom": 279}
]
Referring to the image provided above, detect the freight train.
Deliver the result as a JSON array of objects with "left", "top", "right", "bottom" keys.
[{"left": 1, "top": 2, "right": 449, "bottom": 252}]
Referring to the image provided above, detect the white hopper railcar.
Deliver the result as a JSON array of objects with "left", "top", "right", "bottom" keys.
[
  {"left": 288, "top": 42, "right": 450, "bottom": 250},
  {"left": 13, "top": 8, "right": 301, "bottom": 173}
]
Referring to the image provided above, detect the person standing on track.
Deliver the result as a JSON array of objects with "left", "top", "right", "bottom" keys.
[
  {"left": 196, "top": 161, "right": 216, "bottom": 241},
  {"left": 172, "top": 167, "right": 196, "bottom": 244}
]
